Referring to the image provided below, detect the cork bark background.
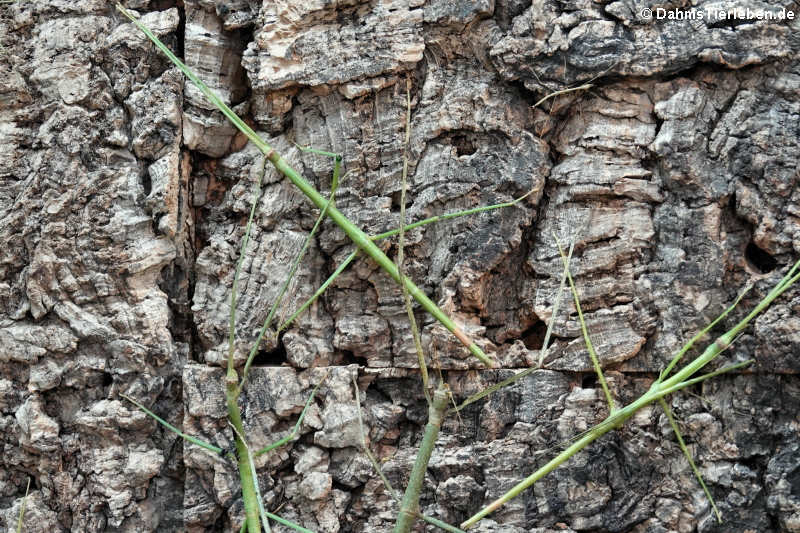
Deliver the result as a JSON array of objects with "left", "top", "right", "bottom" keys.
[{"left": 1, "top": 0, "right": 799, "bottom": 532}]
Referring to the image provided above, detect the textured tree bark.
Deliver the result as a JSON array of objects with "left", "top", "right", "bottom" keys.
[{"left": 0, "top": 1, "right": 798, "bottom": 532}]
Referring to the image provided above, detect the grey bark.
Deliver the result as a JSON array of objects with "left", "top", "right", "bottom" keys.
[{"left": 1, "top": 1, "right": 799, "bottom": 532}]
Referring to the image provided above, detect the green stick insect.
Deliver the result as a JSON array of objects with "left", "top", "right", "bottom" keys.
[
  {"left": 461, "top": 253, "right": 800, "bottom": 529},
  {"left": 113, "top": 5, "right": 800, "bottom": 533},
  {"left": 116, "top": 4, "right": 493, "bottom": 369},
  {"left": 116, "top": 5, "right": 536, "bottom": 532}
]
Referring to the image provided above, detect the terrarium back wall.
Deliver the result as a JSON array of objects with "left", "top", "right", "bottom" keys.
[{"left": 0, "top": 1, "right": 799, "bottom": 532}]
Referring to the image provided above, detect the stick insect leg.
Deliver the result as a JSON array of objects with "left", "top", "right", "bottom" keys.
[
  {"left": 277, "top": 188, "right": 537, "bottom": 339},
  {"left": 658, "top": 398, "right": 721, "bottom": 522},
  {"left": 253, "top": 376, "right": 327, "bottom": 457},
  {"left": 239, "top": 148, "right": 343, "bottom": 389},
  {"left": 293, "top": 143, "right": 342, "bottom": 205},
  {"left": 658, "top": 286, "right": 752, "bottom": 382}
]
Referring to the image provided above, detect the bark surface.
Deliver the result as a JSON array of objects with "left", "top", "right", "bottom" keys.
[{"left": 1, "top": 1, "right": 799, "bottom": 532}]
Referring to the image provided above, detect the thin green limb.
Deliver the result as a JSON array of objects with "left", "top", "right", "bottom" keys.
[
  {"left": 278, "top": 186, "right": 537, "bottom": 340},
  {"left": 450, "top": 367, "right": 540, "bottom": 414},
  {"left": 277, "top": 250, "right": 359, "bottom": 334},
  {"left": 554, "top": 235, "right": 615, "bottom": 412},
  {"left": 539, "top": 235, "right": 575, "bottom": 368},
  {"left": 395, "top": 76, "right": 431, "bottom": 402},
  {"left": 116, "top": 5, "right": 270, "bottom": 160},
  {"left": 16, "top": 477, "right": 29, "bottom": 533},
  {"left": 658, "top": 360, "right": 753, "bottom": 397},
  {"left": 276, "top": 184, "right": 538, "bottom": 343},
  {"left": 120, "top": 393, "right": 225, "bottom": 455},
  {"left": 293, "top": 144, "right": 342, "bottom": 184},
  {"left": 658, "top": 285, "right": 752, "bottom": 382},
  {"left": 774, "top": 258, "right": 800, "bottom": 292},
  {"left": 450, "top": 233, "right": 575, "bottom": 414},
  {"left": 530, "top": 360, "right": 754, "bottom": 462},
  {"left": 228, "top": 158, "right": 268, "bottom": 375},
  {"left": 275, "top": 181, "right": 538, "bottom": 342},
  {"left": 420, "top": 515, "right": 467, "bottom": 533},
  {"left": 462, "top": 260, "right": 800, "bottom": 529},
  {"left": 370, "top": 189, "right": 536, "bottom": 242},
  {"left": 254, "top": 375, "right": 327, "bottom": 456},
  {"left": 117, "top": 3, "right": 493, "bottom": 367},
  {"left": 540, "top": 359, "right": 755, "bottom": 464},
  {"left": 353, "top": 379, "right": 464, "bottom": 533},
  {"left": 461, "top": 410, "right": 619, "bottom": 529},
  {"left": 239, "top": 153, "right": 341, "bottom": 390},
  {"left": 352, "top": 376, "right": 400, "bottom": 502},
  {"left": 262, "top": 512, "right": 315, "bottom": 533},
  {"left": 353, "top": 377, "right": 465, "bottom": 533},
  {"left": 229, "top": 422, "right": 273, "bottom": 533},
  {"left": 294, "top": 143, "right": 342, "bottom": 207},
  {"left": 458, "top": 376, "right": 685, "bottom": 528},
  {"left": 293, "top": 143, "right": 341, "bottom": 161},
  {"left": 394, "top": 385, "right": 449, "bottom": 533},
  {"left": 660, "top": 260, "right": 800, "bottom": 392},
  {"left": 658, "top": 398, "right": 721, "bottom": 522},
  {"left": 463, "top": 396, "right": 649, "bottom": 529},
  {"left": 225, "top": 375, "right": 261, "bottom": 533}
]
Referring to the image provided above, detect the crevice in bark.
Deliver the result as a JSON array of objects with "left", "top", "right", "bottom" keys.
[
  {"left": 231, "top": 27, "right": 255, "bottom": 110},
  {"left": 451, "top": 133, "right": 477, "bottom": 156},
  {"left": 580, "top": 373, "right": 598, "bottom": 389},
  {"left": 175, "top": 1, "right": 186, "bottom": 61},
  {"left": 337, "top": 349, "right": 368, "bottom": 367},
  {"left": 252, "top": 335, "right": 288, "bottom": 367},
  {"left": 390, "top": 190, "right": 413, "bottom": 213},
  {"left": 159, "top": 261, "right": 196, "bottom": 355},
  {"left": 745, "top": 241, "right": 777, "bottom": 274}
]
